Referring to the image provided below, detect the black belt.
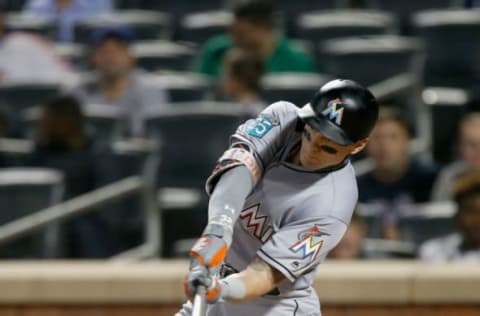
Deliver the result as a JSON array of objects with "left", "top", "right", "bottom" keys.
[{"left": 220, "top": 263, "right": 280, "bottom": 296}]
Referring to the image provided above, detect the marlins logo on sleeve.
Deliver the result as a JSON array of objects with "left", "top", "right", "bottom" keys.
[{"left": 289, "top": 225, "right": 330, "bottom": 266}]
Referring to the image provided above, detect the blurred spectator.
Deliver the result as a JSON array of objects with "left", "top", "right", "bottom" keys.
[
  {"left": 195, "top": 0, "right": 317, "bottom": 78},
  {"left": 220, "top": 48, "right": 265, "bottom": 116},
  {"left": 330, "top": 213, "right": 367, "bottom": 260},
  {"left": 27, "top": 95, "right": 120, "bottom": 257},
  {"left": 71, "top": 26, "right": 168, "bottom": 137},
  {"left": 357, "top": 108, "right": 438, "bottom": 239},
  {"left": 432, "top": 112, "right": 480, "bottom": 201},
  {"left": 419, "top": 174, "right": 480, "bottom": 262},
  {"left": 0, "top": 11, "right": 75, "bottom": 83},
  {"left": 22, "top": 0, "right": 112, "bottom": 42}
]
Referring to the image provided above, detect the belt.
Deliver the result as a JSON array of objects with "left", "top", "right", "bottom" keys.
[{"left": 220, "top": 263, "right": 280, "bottom": 296}]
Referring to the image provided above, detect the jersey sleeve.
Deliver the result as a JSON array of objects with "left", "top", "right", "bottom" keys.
[
  {"left": 257, "top": 216, "right": 347, "bottom": 283},
  {"left": 205, "top": 101, "right": 299, "bottom": 194}
]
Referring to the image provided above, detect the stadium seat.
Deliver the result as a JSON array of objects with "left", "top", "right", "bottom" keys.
[
  {"left": 319, "top": 35, "right": 424, "bottom": 87},
  {"left": 412, "top": 9, "right": 480, "bottom": 88},
  {"left": 398, "top": 202, "right": 457, "bottom": 245},
  {"left": 5, "top": 14, "right": 56, "bottom": 40},
  {"left": 363, "top": 238, "right": 417, "bottom": 259},
  {"left": 114, "top": 0, "right": 153, "bottom": 10},
  {"left": 358, "top": 201, "right": 457, "bottom": 245},
  {"left": 145, "top": 104, "right": 250, "bottom": 257},
  {"left": 0, "top": 168, "right": 64, "bottom": 258},
  {"left": 365, "top": 0, "right": 455, "bottom": 33},
  {"left": 260, "top": 73, "right": 332, "bottom": 106},
  {"left": 22, "top": 103, "right": 125, "bottom": 143},
  {"left": 101, "top": 140, "right": 159, "bottom": 253},
  {"left": 294, "top": 10, "right": 396, "bottom": 43},
  {"left": 132, "top": 41, "right": 196, "bottom": 72},
  {"left": 177, "top": 11, "right": 232, "bottom": 44},
  {"left": 153, "top": 73, "right": 213, "bottom": 103},
  {"left": 272, "top": 0, "right": 340, "bottom": 36},
  {"left": 74, "top": 10, "right": 172, "bottom": 43},
  {"left": 53, "top": 43, "right": 87, "bottom": 69},
  {"left": 422, "top": 87, "right": 469, "bottom": 164},
  {"left": 0, "top": 81, "right": 60, "bottom": 118},
  {"left": 2, "top": 0, "right": 29, "bottom": 12},
  {"left": 151, "top": 0, "right": 226, "bottom": 16},
  {"left": 145, "top": 103, "right": 249, "bottom": 188}
]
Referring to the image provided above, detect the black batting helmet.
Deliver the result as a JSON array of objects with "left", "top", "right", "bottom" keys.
[{"left": 297, "top": 79, "right": 378, "bottom": 146}]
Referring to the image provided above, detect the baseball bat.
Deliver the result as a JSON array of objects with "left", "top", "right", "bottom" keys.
[{"left": 192, "top": 285, "right": 207, "bottom": 316}]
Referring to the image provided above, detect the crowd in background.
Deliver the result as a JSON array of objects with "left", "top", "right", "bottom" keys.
[{"left": 0, "top": 0, "right": 479, "bottom": 262}]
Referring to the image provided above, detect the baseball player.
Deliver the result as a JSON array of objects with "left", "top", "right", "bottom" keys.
[{"left": 176, "top": 79, "right": 379, "bottom": 316}]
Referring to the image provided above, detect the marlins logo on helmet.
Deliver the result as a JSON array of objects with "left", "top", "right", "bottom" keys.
[{"left": 321, "top": 98, "right": 345, "bottom": 125}]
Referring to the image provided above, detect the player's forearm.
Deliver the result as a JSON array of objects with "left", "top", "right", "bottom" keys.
[
  {"left": 221, "top": 257, "right": 285, "bottom": 303},
  {"left": 202, "top": 165, "right": 254, "bottom": 246}
]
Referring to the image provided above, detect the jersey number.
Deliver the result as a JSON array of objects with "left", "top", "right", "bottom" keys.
[{"left": 247, "top": 116, "right": 273, "bottom": 138}]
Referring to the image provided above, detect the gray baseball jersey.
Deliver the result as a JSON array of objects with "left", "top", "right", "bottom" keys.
[{"left": 203, "top": 101, "right": 359, "bottom": 316}]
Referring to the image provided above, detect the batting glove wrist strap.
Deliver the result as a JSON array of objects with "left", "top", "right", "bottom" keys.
[
  {"left": 190, "top": 235, "right": 228, "bottom": 269},
  {"left": 202, "top": 222, "right": 233, "bottom": 247}
]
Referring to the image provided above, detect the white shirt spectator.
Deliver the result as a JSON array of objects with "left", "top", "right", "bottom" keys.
[
  {"left": 0, "top": 32, "right": 75, "bottom": 83},
  {"left": 419, "top": 233, "right": 480, "bottom": 262}
]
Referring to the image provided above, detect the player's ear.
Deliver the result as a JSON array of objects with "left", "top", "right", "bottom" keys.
[{"left": 350, "top": 138, "right": 368, "bottom": 155}]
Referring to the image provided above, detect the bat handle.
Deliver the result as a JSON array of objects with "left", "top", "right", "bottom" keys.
[{"left": 192, "top": 285, "right": 207, "bottom": 316}]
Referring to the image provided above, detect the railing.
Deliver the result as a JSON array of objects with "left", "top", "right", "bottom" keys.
[{"left": 0, "top": 138, "right": 162, "bottom": 260}]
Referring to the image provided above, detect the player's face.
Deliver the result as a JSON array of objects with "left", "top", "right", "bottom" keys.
[
  {"left": 299, "top": 125, "right": 367, "bottom": 170},
  {"left": 460, "top": 118, "right": 480, "bottom": 172},
  {"left": 457, "top": 195, "right": 480, "bottom": 248},
  {"left": 367, "top": 120, "right": 410, "bottom": 171}
]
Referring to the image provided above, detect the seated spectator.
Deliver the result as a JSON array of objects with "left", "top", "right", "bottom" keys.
[
  {"left": 220, "top": 48, "right": 265, "bottom": 116},
  {"left": 27, "top": 95, "right": 121, "bottom": 258},
  {"left": 0, "top": 11, "right": 75, "bottom": 83},
  {"left": 419, "top": 174, "right": 480, "bottom": 262},
  {"left": 195, "top": 0, "right": 317, "bottom": 79},
  {"left": 330, "top": 213, "right": 367, "bottom": 260},
  {"left": 22, "top": 0, "right": 112, "bottom": 42},
  {"left": 432, "top": 112, "right": 480, "bottom": 201},
  {"left": 357, "top": 108, "right": 438, "bottom": 239},
  {"left": 71, "top": 26, "right": 168, "bottom": 137}
]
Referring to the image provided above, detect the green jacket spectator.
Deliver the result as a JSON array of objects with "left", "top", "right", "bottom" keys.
[{"left": 196, "top": 34, "right": 317, "bottom": 78}]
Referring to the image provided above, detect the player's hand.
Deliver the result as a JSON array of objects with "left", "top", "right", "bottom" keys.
[
  {"left": 189, "top": 235, "right": 228, "bottom": 270},
  {"left": 184, "top": 265, "right": 223, "bottom": 303}
]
